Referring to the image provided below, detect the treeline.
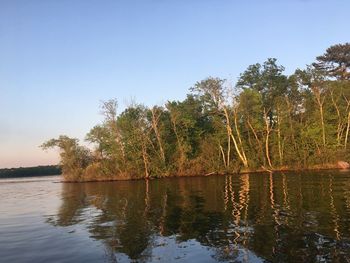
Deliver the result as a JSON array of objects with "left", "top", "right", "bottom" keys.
[
  {"left": 0, "top": 165, "right": 61, "bottom": 178},
  {"left": 42, "top": 43, "right": 350, "bottom": 181}
]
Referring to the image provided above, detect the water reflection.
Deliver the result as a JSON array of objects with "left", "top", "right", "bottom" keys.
[{"left": 47, "top": 172, "right": 350, "bottom": 262}]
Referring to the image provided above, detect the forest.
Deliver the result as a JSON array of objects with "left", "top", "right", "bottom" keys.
[
  {"left": 41, "top": 43, "right": 350, "bottom": 181},
  {"left": 0, "top": 165, "right": 61, "bottom": 178}
]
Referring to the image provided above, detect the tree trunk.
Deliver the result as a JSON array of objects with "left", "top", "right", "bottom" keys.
[
  {"left": 247, "top": 119, "right": 265, "bottom": 166},
  {"left": 345, "top": 111, "right": 350, "bottom": 149},
  {"left": 233, "top": 107, "right": 248, "bottom": 165},
  {"left": 285, "top": 98, "right": 297, "bottom": 150},
  {"left": 169, "top": 113, "right": 186, "bottom": 173},
  {"left": 330, "top": 90, "right": 342, "bottom": 146},
  {"left": 264, "top": 108, "right": 273, "bottom": 168},
  {"left": 343, "top": 95, "right": 350, "bottom": 149},
  {"left": 219, "top": 144, "right": 227, "bottom": 168},
  {"left": 227, "top": 134, "right": 231, "bottom": 168},
  {"left": 142, "top": 141, "right": 149, "bottom": 179},
  {"left": 151, "top": 108, "right": 166, "bottom": 164},
  {"left": 276, "top": 106, "right": 283, "bottom": 166},
  {"left": 223, "top": 107, "right": 248, "bottom": 168},
  {"left": 313, "top": 86, "right": 326, "bottom": 147}
]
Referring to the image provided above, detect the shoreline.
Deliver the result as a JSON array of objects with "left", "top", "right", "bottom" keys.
[{"left": 61, "top": 164, "right": 348, "bottom": 183}]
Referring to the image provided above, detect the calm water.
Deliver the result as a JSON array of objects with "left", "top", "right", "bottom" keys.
[{"left": 1, "top": 171, "right": 350, "bottom": 262}]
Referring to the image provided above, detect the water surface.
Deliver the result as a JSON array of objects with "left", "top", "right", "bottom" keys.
[{"left": 1, "top": 171, "right": 350, "bottom": 262}]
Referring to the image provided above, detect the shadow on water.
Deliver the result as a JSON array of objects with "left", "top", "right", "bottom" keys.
[{"left": 47, "top": 171, "right": 350, "bottom": 262}]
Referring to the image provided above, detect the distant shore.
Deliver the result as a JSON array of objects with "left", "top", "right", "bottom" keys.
[{"left": 0, "top": 165, "right": 61, "bottom": 179}]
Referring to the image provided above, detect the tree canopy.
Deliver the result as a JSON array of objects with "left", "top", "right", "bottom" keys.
[
  {"left": 313, "top": 42, "right": 350, "bottom": 80},
  {"left": 42, "top": 43, "right": 350, "bottom": 181}
]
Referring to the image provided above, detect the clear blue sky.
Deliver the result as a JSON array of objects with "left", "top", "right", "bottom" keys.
[{"left": 0, "top": 0, "right": 349, "bottom": 168}]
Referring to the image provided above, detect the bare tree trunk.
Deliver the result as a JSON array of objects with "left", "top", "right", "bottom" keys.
[
  {"left": 264, "top": 108, "right": 273, "bottom": 168},
  {"left": 169, "top": 113, "right": 186, "bottom": 173},
  {"left": 285, "top": 98, "right": 297, "bottom": 151},
  {"left": 312, "top": 86, "right": 326, "bottom": 147},
  {"left": 276, "top": 106, "right": 283, "bottom": 166},
  {"left": 320, "top": 103, "right": 326, "bottom": 147},
  {"left": 233, "top": 107, "right": 248, "bottom": 165},
  {"left": 223, "top": 107, "right": 248, "bottom": 168},
  {"left": 330, "top": 90, "right": 342, "bottom": 146},
  {"left": 151, "top": 108, "right": 166, "bottom": 164},
  {"left": 247, "top": 119, "right": 265, "bottom": 166},
  {"left": 345, "top": 111, "right": 350, "bottom": 149},
  {"left": 227, "top": 134, "right": 231, "bottom": 168},
  {"left": 141, "top": 141, "right": 149, "bottom": 179},
  {"left": 115, "top": 133, "right": 126, "bottom": 163},
  {"left": 343, "top": 95, "right": 350, "bottom": 149},
  {"left": 219, "top": 144, "right": 227, "bottom": 168}
]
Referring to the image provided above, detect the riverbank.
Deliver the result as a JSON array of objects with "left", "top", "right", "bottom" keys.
[{"left": 61, "top": 163, "right": 347, "bottom": 183}]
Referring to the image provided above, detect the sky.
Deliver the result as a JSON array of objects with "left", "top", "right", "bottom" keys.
[{"left": 0, "top": 0, "right": 349, "bottom": 169}]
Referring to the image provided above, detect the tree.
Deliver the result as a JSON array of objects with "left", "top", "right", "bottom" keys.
[
  {"left": 237, "top": 58, "right": 289, "bottom": 121},
  {"left": 149, "top": 106, "right": 166, "bottom": 165},
  {"left": 85, "top": 100, "right": 127, "bottom": 176},
  {"left": 41, "top": 135, "right": 91, "bottom": 181},
  {"left": 117, "top": 104, "right": 152, "bottom": 178},
  {"left": 237, "top": 59, "right": 289, "bottom": 168},
  {"left": 238, "top": 89, "right": 265, "bottom": 167},
  {"left": 313, "top": 43, "right": 350, "bottom": 80},
  {"left": 192, "top": 78, "right": 248, "bottom": 169},
  {"left": 165, "top": 96, "right": 206, "bottom": 174},
  {"left": 41, "top": 43, "right": 350, "bottom": 180},
  {"left": 295, "top": 66, "right": 328, "bottom": 148}
]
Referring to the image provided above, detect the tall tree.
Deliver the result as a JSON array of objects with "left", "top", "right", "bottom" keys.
[
  {"left": 313, "top": 43, "right": 350, "bottom": 80},
  {"left": 237, "top": 58, "right": 289, "bottom": 122},
  {"left": 117, "top": 104, "right": 152, "bottom": 178},
  {"left": 192, "top": 78, "right": 249, "bottom": 168},
  {"left": 42, "top": 43, "right": 350, "bottom": 180},
  {"left": 295, "top": 66, "right": 328, "bottom": 148},
  {"left": 41, "top": 135, "right": 91, "bottom": 181}
]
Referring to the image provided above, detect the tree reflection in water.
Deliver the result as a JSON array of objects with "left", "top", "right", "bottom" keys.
[{"left": 47, "top": 172, "right": 350, "bottom": 262}]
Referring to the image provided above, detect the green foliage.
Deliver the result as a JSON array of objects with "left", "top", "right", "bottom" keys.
[
  {"left": 237, "top": 58, "right": 288, "bottom": 112},
  {"left": 42, "top": 43, "right": 350, "bottom": 180},
  {"left": 313, "top": 42, "right": 350, "bottom": 80},
  {"left": 41, "top": 135, "right": 92, "bottom": 181}
]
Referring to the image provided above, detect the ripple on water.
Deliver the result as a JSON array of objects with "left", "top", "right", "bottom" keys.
[{"left": 1, "top": 172, "right": 350, "bottom": 262}]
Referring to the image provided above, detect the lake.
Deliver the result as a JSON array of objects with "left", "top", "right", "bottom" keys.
[{"left": 1, "top": 171, "right": 350, "bottom": 262}]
